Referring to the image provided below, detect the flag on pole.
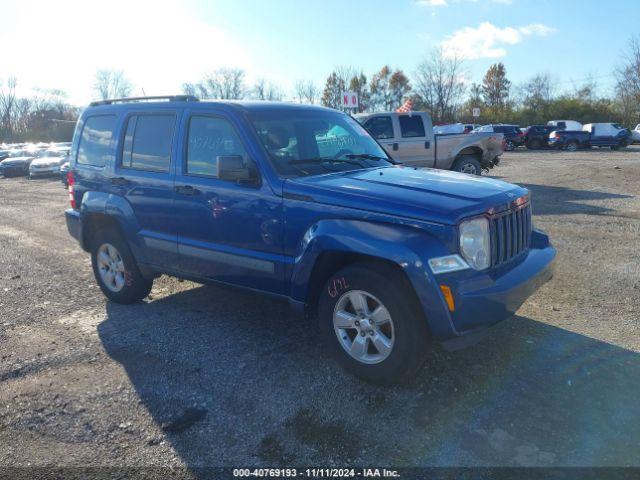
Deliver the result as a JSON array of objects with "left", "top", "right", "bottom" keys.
[{"left": 396, "top": 98, "right": 413, "bottom": 113}]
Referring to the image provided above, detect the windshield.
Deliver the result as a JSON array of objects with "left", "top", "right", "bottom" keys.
[
  {"left": 10, "top": 150, "right": 32, "bottom": 157},
  {"left": 38, "top": 149, "right": 66, "bottom": 158},
  {"left": 249, "top": 111, "right": 392, "bottom": 177}
]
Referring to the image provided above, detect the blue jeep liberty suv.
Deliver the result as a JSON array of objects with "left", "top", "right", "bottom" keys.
[{"left": 65, "top": 96, "right": 555, "bottom": 383}]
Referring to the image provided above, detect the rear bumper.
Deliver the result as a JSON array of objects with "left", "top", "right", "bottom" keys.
[
  {"left": 1, "top": 165, "right": 27, "bottom": 176},
  {"left": 65, "top": 209, "right": 82, "bottom": 244},
  {"left": 423, "top": 229, "right": 555, "bottom": 340}
]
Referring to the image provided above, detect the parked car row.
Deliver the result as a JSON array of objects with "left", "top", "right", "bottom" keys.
[
  {"left": 470, "top": 120, "right": 635, "bottom": 151},
  {"left": 0, "top": 141, "right": 70, "bottom": 180},
  {"left": 548, "top": 123, "right": 631, "bottom": 151}
]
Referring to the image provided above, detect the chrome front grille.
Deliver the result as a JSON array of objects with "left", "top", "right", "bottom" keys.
[{"left": 490, "top": 203, "right": 532, "bottom": 267}]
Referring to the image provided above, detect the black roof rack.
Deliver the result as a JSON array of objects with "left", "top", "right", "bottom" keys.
[{"left": 89, "top": 95, "right": 199, "bottom": 107}]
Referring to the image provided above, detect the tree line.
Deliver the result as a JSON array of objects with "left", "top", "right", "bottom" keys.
[
  {"left": 0, "top": 78, "right": 78, "bottom": 143},
  {"left": 2, "top": 36, "right": 639, "bottom": 143},
  {"left": 177, "top": 36, "right": 639, "bottom": 128}
]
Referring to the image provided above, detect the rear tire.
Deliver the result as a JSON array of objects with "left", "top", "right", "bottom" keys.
[
  {"left": 452, "top": 155, "right": 482, "bottom": 176},
  {"left": 90, "top": 228, "right": 153, "bottom": 304},
  {"left": 318, "top": 264, "right": 429, "bottom": 384},
  {"left": 527, "top": 139, "right": 541, "bottom": 150},
  {"left": 566, "top": 141, "right": 578, "bottom": 152}
]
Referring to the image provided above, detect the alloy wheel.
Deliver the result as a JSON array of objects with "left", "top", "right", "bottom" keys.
[
  {"left": 460, "top": 162, "right": 478, "bottom": 175},
  {"left": 333, "top": 290, "right": 395, "bottom": 364},
  {"left": 96, "top": 243, "right": 126, "bottom": 292}
]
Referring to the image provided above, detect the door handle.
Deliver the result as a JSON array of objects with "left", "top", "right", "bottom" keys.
[
  {"left": 174, "top": 185, "right": 201, "bottom": 196},
  {"left": 109, "top": 176, "right": 131, "bottom": 186},
  {"left": 387, "top": 143, "right": 399, "bottom": 151},
  {"left": 424, "top": 141, "right": 430, "bottom": 149}
]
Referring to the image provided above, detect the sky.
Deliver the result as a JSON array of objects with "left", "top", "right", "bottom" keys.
[{"left": 1, "top": 0, "right": 638, "bottom": 105}]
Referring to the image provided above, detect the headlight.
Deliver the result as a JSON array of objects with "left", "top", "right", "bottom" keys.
[{"left": 459, "top": 216, "right": 490, "bottom": 270}]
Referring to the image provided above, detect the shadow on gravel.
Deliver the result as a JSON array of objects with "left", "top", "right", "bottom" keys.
[
  {"left": 98, "top": 285, "right": 640, "bottom": 468},
  {"left": 520, "top": 183, "right": 633, "bottom": 217}
]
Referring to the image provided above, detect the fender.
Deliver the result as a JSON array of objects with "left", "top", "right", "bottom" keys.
[
  {"left": 289, "top": 219, "right": 459, "bottom": 339},
  {"left": 79, "top": 191, "right": 148, "bottom": 264}
]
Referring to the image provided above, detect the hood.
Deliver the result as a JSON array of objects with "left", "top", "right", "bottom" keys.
[
  {"left": 1, "top": 156, "right": 34, "bottom": 165},
  {"left": 284, "top": 166, "right": 529, "bottom": 225}
]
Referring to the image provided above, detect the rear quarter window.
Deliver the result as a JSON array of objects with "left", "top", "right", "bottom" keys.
[
  {"left": 399, "top": 115, "right": 425, "bottom": 138},
  {"left": 76, "top": 115, "right": 117, "bottom": 167},
  {"left": 121, "top": 114, "right": 176, "bottom": 172}
]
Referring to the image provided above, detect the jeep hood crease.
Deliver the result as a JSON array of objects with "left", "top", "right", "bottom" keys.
[{"left": 284, "top": 166, "right": 529, "bottom": 225}]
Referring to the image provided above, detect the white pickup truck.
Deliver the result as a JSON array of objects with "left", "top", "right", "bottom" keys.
[{"left": 354, "top": 111, "right": 504, "bottom": 175}]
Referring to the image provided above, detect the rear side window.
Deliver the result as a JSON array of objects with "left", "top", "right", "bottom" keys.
[
  {"left": 77, "top": 115, "right": 117, "bottom": 167},
  {"left": 364, "top": 116, "right": 394, "bottom": 140},
  {"left": 186, "top": 116, "right": 248, "bottom": 178},
  {"left": 121, "top": 114, "right": 175, "bottom": 172},
  {"left": 399, "top": 115, "right": 425, "bottom": 138}
]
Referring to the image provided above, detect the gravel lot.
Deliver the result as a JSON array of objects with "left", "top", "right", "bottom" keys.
[{"left": 1, "top": 147, "right": 639, "bottom": 471}]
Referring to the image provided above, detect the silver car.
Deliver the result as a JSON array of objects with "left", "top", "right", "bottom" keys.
[{"left": 28, "top": 148, "right": 70, "bottom": 179}]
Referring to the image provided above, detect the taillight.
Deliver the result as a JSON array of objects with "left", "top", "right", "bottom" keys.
[{"left": 67, "top": 171, "right": 76, "bottom": 209}]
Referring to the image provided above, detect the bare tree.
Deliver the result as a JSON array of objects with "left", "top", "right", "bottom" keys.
[
  {"left": 184, "top": 68, "right": 246, "bottom": 100},
  {"left": 615, "top": 36, "right": 640, "bottom": 126},
  {"left": 519, "top": 73, "right": 554, "bottom": 109},
  {"left": 295, "top": 80, "right": 319, "bottom": 104},
  {"left": 414, "top": 48, "right": 466, "bottom": 123},
  {"left": 93, "top": 69, "right": 132, "bottom": 100},
  {"left": 252, "top": 78, "right": 283, "bottom": 101},
  {"left": 0, "top": 76, "right": 18, "bottom": 138},
  {"left": 0, "top": 76, "right": 77, "bottom": 142}
]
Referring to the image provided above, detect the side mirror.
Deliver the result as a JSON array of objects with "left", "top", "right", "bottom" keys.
[{"left": 217, "top": 155, "right": 260, "bottom": 186}]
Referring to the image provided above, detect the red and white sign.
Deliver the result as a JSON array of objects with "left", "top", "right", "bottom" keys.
[{"left": 340, "top": 91, "right": 358, "bottom": 109}]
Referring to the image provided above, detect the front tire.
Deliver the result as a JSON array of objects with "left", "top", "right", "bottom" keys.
[
  {"left": 452, "top": 155, "right": 482, "bottom": 176},
  {"left": 90, "top": 229, "right": 152, "bottom": 304},
  {"left": 318, "top": 264, "right": 429, "bottom": 384}
]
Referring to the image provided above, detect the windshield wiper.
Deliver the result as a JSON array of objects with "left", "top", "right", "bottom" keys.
[
  {"left": 288, "top": 157, "right": 368, "bottom": 168},
  {"left": 345, "top": 153, "right": 399, "bottom": 165},
  {"left": 344, "top": 153, "right": 384, "bottom": 161}
]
